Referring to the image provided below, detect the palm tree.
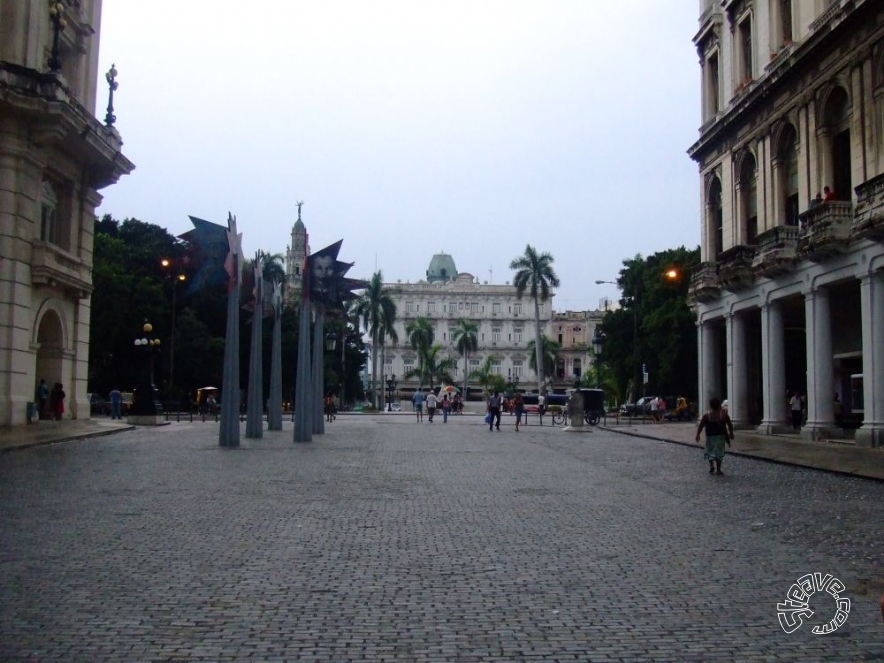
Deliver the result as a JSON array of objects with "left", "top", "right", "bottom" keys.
[
  {"left": 259, "top": 252, "right": 286, "bottom": 284},
  {"left": 510, "top": 245, "right": 560, "bottom": 394},
  {"left": 405, "top": 316, "right": 434, "bottom": 388},
  {"left": 451, "top": 318, "right": 478, "bottom": 399},
  {"left": 527, "top": 335, "right": 561, "bottom": 383},
  {"left": 469, "top": 355, "right": 504, "bottom": 396},
  {"left": 404, "top": 344, "right": 457, "bottom": 391},
  {"left": 355, "top": 271, "right": 397, "bottom": 408}
]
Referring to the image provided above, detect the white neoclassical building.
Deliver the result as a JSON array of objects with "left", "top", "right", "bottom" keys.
[
  {"left": 376, "top": 253, "right": 604, "bottom": 399},
  {"left": 688, "top": 0, "right": 884, "bottom": 447},
  {"left": 0, "top": 1, "right": 134, "bottom": 425}
]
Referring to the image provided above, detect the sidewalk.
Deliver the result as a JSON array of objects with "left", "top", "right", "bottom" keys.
[
  {"left": 0, "top": 418, "right": 134, "bottom": 453},
  {"left": 602, "top": 419, "right": 884, "bottom": 481}
]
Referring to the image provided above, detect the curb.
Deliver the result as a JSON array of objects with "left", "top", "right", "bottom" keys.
[
  {"left": 600, "top": 426, "right": 884, "bottom": 483},
  {"left": 0, "top": 425, "right": 136, "bottom": 453}
]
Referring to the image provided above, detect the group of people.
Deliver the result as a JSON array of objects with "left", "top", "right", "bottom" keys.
[
  {"left": 35, "top": 379, "right": 65, "bottom": 421},
  {"left": 648, "top": 396, "right": 669, "bottom": 423},
  {"left": 801, "top": 186, "right": 838, "bottom": 233},
  {"left": 411, "top": 390, "right": 458, "bottom": 423}
]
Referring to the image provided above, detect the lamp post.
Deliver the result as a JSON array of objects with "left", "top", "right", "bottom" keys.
[
  {"left": 386, "top": 374, "right": 397, "bottom": 411},
  {"left": 131, "top": 320, "right": 161, "bottom": 418},
  {"left": 47, "top": 2, "right": 66, "bottom": 73},
  {"left": 161, "top": 258, "right": 188, "bottom": 404},
  {"left": 104, "top": 64, "right": 118, "bottom": 127},
  {"left": 592, "top": 327, "right": 606, "bottom": 389},
  {"left": 325, "top": 331, "right": 338, "bottom": 412}
]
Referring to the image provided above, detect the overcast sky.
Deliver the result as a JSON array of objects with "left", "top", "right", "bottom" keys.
[{"left": 96, "top": 1, "right": 700, "bottom": 312}]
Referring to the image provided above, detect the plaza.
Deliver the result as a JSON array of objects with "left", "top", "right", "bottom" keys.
[{"left": 1, "top": 417, "right": 882, "bottom": 661}]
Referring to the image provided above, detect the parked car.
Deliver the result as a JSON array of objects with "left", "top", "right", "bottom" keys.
[
  {"left": 88, "top": 393, "right": 111, "bottom": 416},
  {"left": 620, "top": 396, "right": 657, "bottom": 416}
]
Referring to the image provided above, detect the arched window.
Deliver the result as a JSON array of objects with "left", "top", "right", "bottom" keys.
[
  {"left": 707, "top": 177, "right": 724, "bottom": 257},
  {"left": 776, "top": 126, "right": 799, "bottom": 226},
  {"left": 822, "top": 87, "right": 851, "bottom": 202},
  {"left": 739, "top": 154, "right": 758, "bottom": 243}
]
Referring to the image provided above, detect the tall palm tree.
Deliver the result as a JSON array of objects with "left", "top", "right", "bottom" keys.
[
  {"left": 451, "top": 318, "right": 478, "bottom": 399},
  {"left": 355, "top": 271, "right": 397, "bottom": 408},
  {"left": 527, "top": 335, "right": 561, "bottom": 382},
  {"left": 405, "top": 316, "right": 434, "bottom": 388},
  {"left": 404, "top": 344, "right": 457, "bottom": 391},
  {"left": 510, "top": 245, "right": 560, "bottom": 394},
  {"left": 259, "top": 252, "right": 286, "bottom": 284}
]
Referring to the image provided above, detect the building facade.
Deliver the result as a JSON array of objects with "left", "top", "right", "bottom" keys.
[
  {"left": 283, "top": 209, "right": 310, "bottom": 308},
  {"left": 0, "top": 0, "right": 134, "bottom": 425},
  {"left": 378, "top": 253, "right": 603, "bottom": 399},
  {"left": 688, "top": 0, "right": 884, "bottom": 447}
]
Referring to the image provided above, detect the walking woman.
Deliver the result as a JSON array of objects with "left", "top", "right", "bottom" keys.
[
  {"left": 512, "top": 392, "right": 525, "bottom": 431},
  {"left": 695, "top": 397, "right": 734, "bottom": 475}
]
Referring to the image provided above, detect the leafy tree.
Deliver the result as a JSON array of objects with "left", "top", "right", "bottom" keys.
[
  {"left": 600, "top": 246, "right": 700, "bottom": 403},
  {"left": 526, "top": 335, "right": 561, "bottom": 382},
  {"left": 510, "top": 245, "right": 560, "bottom": 394},
  {"left": 469, "top": 356, "right": 505, "bottom": 396},
  {"left": 451, "top": 318, "right": 478, "bottom": 398},
  {"left": 355, "top": 271, "right": 397, "bottom": 408}
]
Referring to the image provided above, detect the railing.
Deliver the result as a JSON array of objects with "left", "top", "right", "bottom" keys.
[
  {"left": 853, "top": 173, "right": 884, "bottom": 239},
  {"left": 809, "top": 1, "right": 843, "bottom": 33},
  {"left": 31, "top": 241, "right": 92, "bottom": 296},
  {"left": 717, "top": 245, "right": 756, "bottom": 291},
  {"left": 797, "top": 201, "right": 854, "bottom": 259}
]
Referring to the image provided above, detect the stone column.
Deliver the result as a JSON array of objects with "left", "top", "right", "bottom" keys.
[
  {"left": 856, "top": 271, "right": 884, "bottom": 448},
  {"left": 803, "top": 287, "right": 836, "bottom": 440},
  {"left": 759, "top": 300, "right": 788, "bottom": 434},
  {"left": 726, "top": 312, "right": 749, "bottom": 428},
  {"left": 698, "top": 319, "right": 717, "bottom": 411}
]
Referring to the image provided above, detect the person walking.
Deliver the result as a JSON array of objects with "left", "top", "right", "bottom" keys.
[
  {"left": 412, "top": 390, "right": 424, "bottom": 423},
  {"left": 487, "top": 391, "right": 502, "bottom": 431},
  {"left": 325, "top": 392, "right": 335, "bottom": 422},
  {"left": 36, "top": 379, "right": 49, "bottom": 419},
  {"left": 109, "top": 387, "right": 123, "bottom": 420},
  {"left": 790, "top": 390, "right": 803, "bottom": 431},
  {"left": 695, "top": 397, "right": 734, "bottom": 475},
  {"left": 512, "top": 391, "right": 525, "bottom": 431},
  {"left": 52, "top": 383, "right": 65, "bottom": 421},
  {"left": 441, "top": 394, "right": 451, "bottom": 423},
  {"left": 426, "top": 391, "right": 437, "bottom": 423}
]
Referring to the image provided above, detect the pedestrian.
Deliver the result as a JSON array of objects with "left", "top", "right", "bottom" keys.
[
  {"left": 36, "top": 379, "right": 49, "bottom": 419},
  {"left": 325, "top": 392, "right": 335, "bottom": 422},
  {"left": 412, "top": 389, "right": 424, "bottom": 423},
  {"left": 109, "top": 387, "right": 123, "bottom": 420},
  {"left": 538, "top": 391, "right": 546, "bottom": 417},
  {"left": 823, "top": 185, "right": 836, "bottom": 202},
  {"left": 656, "top": 396, "right": 667, "bottom": 423},
  {"left": 487, "top": 391, "right": 502, "bottom": 431},
  {"left": 426, "top": 391, "right": 437, "bottom": 423},
  {"left": 441, "top": 394, "right": 451, "bottom": 423},
  {"left": 695, "top": 397, "right": 734, "bottom": 475},
  {"left": 649, "top": 396, "right": 660, "bottom": 423},
  {"left": 513, "top": 391, "right": 525, "bottom": 431},
  {"left": 790, "top": 390, "right": 803, "bottom": 431},
  {"left": 52, "top": 383, "right": 65, "bottom": 421}
]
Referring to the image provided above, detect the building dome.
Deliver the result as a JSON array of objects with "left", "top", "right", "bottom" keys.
[
  {"left": 426, "top": 253, "right": 457, "bottom": 283},
  {"left": 293, "top": 218, "right": 305, "bottom": 231}
]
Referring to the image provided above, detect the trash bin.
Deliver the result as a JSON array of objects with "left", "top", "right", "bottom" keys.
[{"left": 26, "top": 401, "right": 37, "bottom": 424}]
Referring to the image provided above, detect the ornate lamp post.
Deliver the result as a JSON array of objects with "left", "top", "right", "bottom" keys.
[
  {"left": 47, "top": 2, "right": 67, "bottom": 73},
  {"left": 104, "top": 64, "right": 119, "bottom": 127},
  {"left": 592, "top": 327, "right": 606, "bottom": 389},
  {"left": 160, "top": 258, "right": 188, "bottom": 404},
  {"left": 131, "top": 321, "right": 162, "bottom": 419},
  {"left": 386, "top": 374, "right": 397, "bottom": 411}
]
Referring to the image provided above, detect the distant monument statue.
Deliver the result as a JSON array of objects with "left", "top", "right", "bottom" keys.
[{"left": 296, "top": 200, "right": 304, "bottom": 220}]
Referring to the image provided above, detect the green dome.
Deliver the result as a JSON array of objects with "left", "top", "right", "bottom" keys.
[{"left": 426, "top": 253, "right": 457, "bottom": 283}]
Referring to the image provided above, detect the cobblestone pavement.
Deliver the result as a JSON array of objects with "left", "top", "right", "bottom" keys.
[{"left": 1, "top": 415, "right": 882, "bottom": 662}]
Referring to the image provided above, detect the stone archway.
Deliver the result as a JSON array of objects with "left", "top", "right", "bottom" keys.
[{"left": 35, "top": 309, "right": 65, "bottom": 416}]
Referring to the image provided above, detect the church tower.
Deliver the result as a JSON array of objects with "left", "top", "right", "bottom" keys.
[{"left": 284, "top": 204, "right": 310, "bottom": 307}]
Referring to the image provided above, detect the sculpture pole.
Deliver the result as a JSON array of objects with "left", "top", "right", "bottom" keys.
[
  {"left": 245, "top": 255, "right": 264, "bottom": 438},
  {"left": 268, "top": 280, "right": 283, "bottom": 431},
  {"left": 294, "top": 260, "right": 313, "bottom": 442},
  {"left": 220, "top": 213, "right": 243, "bottom": 448},
  {"left": 313, "top": 304, "right": 325, "bottom": 434}
]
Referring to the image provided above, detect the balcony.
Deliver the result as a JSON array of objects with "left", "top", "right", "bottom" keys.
[
  {"left": 717, "top": 245, "right": 756, "bottom": 292},
  {"left": 797, "top": 201, "right": 854, "bottom": 261},
  {"left": 752, "top": 225, "right": 799, "bottom": 277},
  {"left": 31, "top": 242, "right": 92, "bottom": 298},
  {"left": 688, "top": 262, "right": 720, "bottom": 304},
  {"left": 853, "top": 174, "right": 884, "bottom": 241}
]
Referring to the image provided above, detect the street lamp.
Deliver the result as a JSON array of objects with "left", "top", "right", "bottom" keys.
[
  {"left": 592, "top": 327, "right": 606, "bottom": 389},
  {"left": 104, "top": 64, "right": 119, "bottom": 127},
  {"left": 131, "top": 320, "right": 161, "bottom": 417},
  {"left": 161, "top": 258, "right": 188, "bottom": 403},
  {"left": 47, "top": 2, "right": 66, "bottom": 73},
  {"left": 386, "top": 374, "right": 398, "bottom": 411}
]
